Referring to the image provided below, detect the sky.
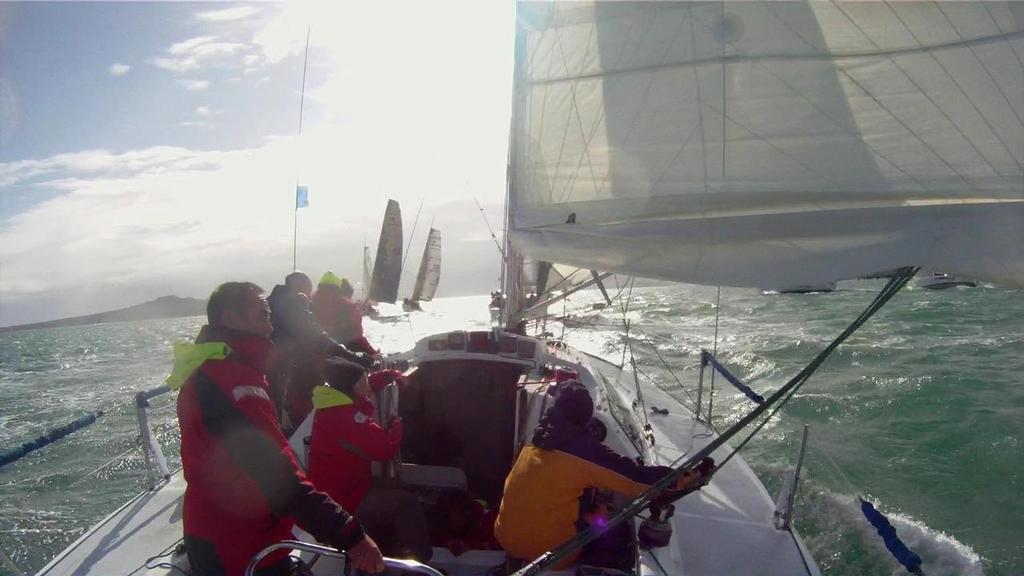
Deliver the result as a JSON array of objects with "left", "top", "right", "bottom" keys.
[{"left": 0, "top": 1, "right": 515, "bottom": 326}]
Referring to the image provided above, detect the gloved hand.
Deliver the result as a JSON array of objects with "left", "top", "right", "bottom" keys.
[
  {"left": 658, "top": 457, "right": 715, "bottom": 503},
  {"left": 351, "top": 352, "right": 375, "bottom": 370},
  {"left": 675, "top": 457, "right": 715, "bottom": 491},
  {"left": 368, "top": 369, "right": 406, "bottom": 392}
]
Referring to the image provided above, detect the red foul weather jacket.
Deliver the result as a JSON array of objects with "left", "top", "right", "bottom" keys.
[
  {"left": 312, "top": 285, "right": 378, "bottom": 356},
  {"left": 173, "top": 326, "right": 365, "bottom": 576},
  {"left": 306, "top": 382, "right": 403, "bottom": 512}
]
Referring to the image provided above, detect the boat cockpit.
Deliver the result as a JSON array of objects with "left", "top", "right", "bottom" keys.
[{"left": 287, "top": 329, "right": 645, "bottom": 576}]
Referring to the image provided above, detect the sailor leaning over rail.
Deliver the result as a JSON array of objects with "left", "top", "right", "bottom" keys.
[
  {"left": 169, "top": 281, "right": 385, "bottom": 576},
  {"left": 495, "top": 380, "right": 714, "bottom": 570}
]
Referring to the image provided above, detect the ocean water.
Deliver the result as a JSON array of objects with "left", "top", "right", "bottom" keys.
[{"left": 0, "top": 284, "right": 1021, "bottom": 575}]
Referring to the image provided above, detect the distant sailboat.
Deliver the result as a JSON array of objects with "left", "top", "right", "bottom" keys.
[
  {"left": 359, "top": 244, "right": 379, "bottom": 318},
  {"left": 402, "top": 228, "right": 441, "bottom": 312},
  {"left": 367, "top": 199, "right": 403, "bottom": 304},
  {"left": 361, "top": 245, "right": 373, "bottom": 301},
  {"left": 917, "top": 271, "right": 978, "bottom": 290}
]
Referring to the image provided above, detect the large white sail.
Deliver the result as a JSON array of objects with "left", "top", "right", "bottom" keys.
[
  {"left": 411, "top": 228, "right": 442, "bottom": 302},
  {"left": 508, "top": 2, "right": 1024, "bottom": 289},
  {"left": 369, "top": 199, "right": 403, "bottom": 303}
]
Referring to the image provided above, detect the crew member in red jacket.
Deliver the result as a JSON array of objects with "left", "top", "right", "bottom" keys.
[
  {"left": 312, "top": 272, "right": 378, "bottom": 357},
  {"left": 170, "top": 281, "right": 384, "bottom": 576},
  {"left": 307, "top": 358, "right": 431, "bottom": 561}
]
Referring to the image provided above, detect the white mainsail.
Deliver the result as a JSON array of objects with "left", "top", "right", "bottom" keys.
[
  {"left": 508, "top": 2, "right": 1024, "bottom": 289},
  {"left": 368, "top": 199, "right": 403, "bottom": 303},
  {"left": 410, "top": 228, "right": 442, "bottom": 302}
]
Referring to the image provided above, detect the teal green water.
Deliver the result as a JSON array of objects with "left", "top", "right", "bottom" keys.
[{"left": 1, "top": 285, "right": 1021, "bottom": 575}]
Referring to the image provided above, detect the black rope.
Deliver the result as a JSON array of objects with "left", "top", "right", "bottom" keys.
[{"left": 513, "top": 267, "right": 918, "bottom": 576}]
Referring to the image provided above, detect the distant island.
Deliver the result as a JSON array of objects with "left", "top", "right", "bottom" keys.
[{"left": 1, "top": 295, "right": 207, "bottom": 333}]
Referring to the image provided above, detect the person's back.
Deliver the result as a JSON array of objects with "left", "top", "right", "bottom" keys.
[
  {"left": 495, "top": 382, "right": 705, "bottom": 569},
  {"left": 312, "top": 272, "right": 377, "bottom": 356},
  {"left": 267, "top": 271, "right": 372, "bottom": 430},
  {"left": 171, "top": 281, "right": 383, "bottom": 576}
]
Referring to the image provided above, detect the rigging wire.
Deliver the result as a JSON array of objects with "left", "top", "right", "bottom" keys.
[
  {"left": 513, "top": 267, "right": 918, "bottom": 575},
  {"left": 400, "top": 199, "right": 425, "bottom": 276},
  {"left": 72, "top": 444, "right": 144, "bottom": 486},
  {"left": 474, "top": 197, "right": 507, "bottom": 262},
  {"left": 707, "top": 286, "right": 722, "bottom": 425}
]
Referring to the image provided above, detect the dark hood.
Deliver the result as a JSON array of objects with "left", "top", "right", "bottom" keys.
[{"left": 530, "top": 406, "right": 588, "bottom": 451}]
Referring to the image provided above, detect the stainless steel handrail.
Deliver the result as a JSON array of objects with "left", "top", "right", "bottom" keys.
[{"left": 245, "top": 540, "right": 444, "bottom": 576}]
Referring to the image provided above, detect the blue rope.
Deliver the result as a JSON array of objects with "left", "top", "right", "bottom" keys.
[
  {"left": 0, "top": 411, "right": 103, "bottom": 468},
  {"left": 0, "top": 384, "right": 172, "bottom": 469},
  {"left": 701, "top": 350, "right": 765, "bottom": 404},
  {"left": 859, "top": 498, "right": 924, "bottom": 575}
]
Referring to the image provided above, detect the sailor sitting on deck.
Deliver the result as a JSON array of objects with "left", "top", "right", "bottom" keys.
[
  {"left": 307, "top": 358, "right": 432, "bottom": 562},
  {"left": 495, "top": 381, "right": 712, "bottom": 570},
  {"left": 170, "top": 281, "right": 384, "bottom": 576},
  {"left": 312, "top": 272, "right": 379, "bottom": 358}
]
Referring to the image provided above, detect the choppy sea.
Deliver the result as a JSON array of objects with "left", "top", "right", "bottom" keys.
[{"left": 1, "top": 282, "right": 1021, "bottom": 575}]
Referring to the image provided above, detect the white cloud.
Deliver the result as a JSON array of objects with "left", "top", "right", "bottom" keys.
[
  {"left": 195, "top": 6, "right": 261, "bottom": 22},
  {"left": 108, "top": 63, "right": 131, "bottom": 76},
  {"left": 2, "top": 1, "right": 517, "bottom": 325},
  {"left": 177, "top": 79, "right": 210, "bottom": 91},
  {"left": 152, "top": 36, "right": 249, "bottom": 73},
  {"left": 169, "top": 36, "right": 216, "bottom": 56},
  {"left": 1, "top": 119, "right": 509, "bottom": 325},
  {"left": 195, "top": 106, "right": 211, "bottom": 117}
]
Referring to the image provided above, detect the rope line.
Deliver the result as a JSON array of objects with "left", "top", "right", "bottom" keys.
[{"left": 513, "top": 267, "right": 917, "bottom": 575}]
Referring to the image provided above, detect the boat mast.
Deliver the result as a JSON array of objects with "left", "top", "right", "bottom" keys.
[{"left": 292, "top": 27, "right": 311, "bottom": 271}]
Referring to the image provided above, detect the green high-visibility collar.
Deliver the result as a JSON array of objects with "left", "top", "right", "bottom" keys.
[{"left": 165, "top": 341, "right": 231, "bottom": 391}]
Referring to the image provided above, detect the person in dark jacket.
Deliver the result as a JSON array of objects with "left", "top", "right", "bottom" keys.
[
  {"left": 312, "top": 272, "right": 378, "bottom": 357},
  {"left": 170, "top": 281, "right": 384, "bottom": 576},
  {"left": 307, "top": 358, "right": 431, "bottom": 561},
  {"left": 494, "top": 381, "right": 712, "bottom": 569},
  {"left": 267, "top": 271, "right": 373, "bottom": 432}
]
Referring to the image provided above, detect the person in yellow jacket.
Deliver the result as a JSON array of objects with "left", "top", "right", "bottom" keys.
[{"left": 495, "top": 381, "right": 710, "bottom": 569}]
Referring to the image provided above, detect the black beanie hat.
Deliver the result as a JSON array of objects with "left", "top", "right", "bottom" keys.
[
  {"left": 323, "top": 357, "right": 366, "bottom": 395},
  {"left": 554, "top": 380, "right": 594, "bottom": 425}
]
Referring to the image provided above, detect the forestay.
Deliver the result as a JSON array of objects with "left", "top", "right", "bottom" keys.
[
  {"left": 411, "top": 228, "right": 442, "bottom": 302},
  {"left": 508, "top": 2, "right": 1024, "bottom": 289}
]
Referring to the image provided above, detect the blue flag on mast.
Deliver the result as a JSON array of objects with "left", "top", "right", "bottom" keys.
[{"left": 295, "top": 185, "right": 309, "bottom": 209}]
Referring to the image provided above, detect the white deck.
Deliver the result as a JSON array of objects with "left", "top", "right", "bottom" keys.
[{"left": 35, "top": 473, "right": 188, "bottom": 576}]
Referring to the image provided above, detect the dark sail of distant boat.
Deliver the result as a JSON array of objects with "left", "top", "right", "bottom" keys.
[
  {"left": 368, "top": 199, "right": 403, "bottom": 303},
  {"left": 410, "top": 228, "right": 442, "bottom": 303}
]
